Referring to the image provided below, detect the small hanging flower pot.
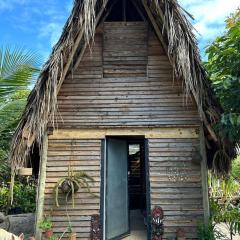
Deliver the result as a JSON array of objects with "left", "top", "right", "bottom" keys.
[
  {"left": 61, "top": 180, "right": 79, "bottom": 194},
  {"left": 53, "top": 165, "right": 97, "bottom": 208}
]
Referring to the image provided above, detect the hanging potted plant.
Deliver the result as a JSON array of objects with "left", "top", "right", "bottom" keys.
[
  {"left": 53, "top": 165, "right": 97, "bottom": 208},
  {"left": 38, "top": 216, "right": 54, "bottom": 238}
]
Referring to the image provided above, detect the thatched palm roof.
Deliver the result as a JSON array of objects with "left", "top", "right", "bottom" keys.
[{"left": 10, "top": 0, "right": 236, "bottom": 175}]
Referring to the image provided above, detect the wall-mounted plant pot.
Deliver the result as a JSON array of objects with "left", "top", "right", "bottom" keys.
[
  {"left": 69, "top": 232, "right": 77, "bottom": 240},
  {"left": 61, "top": 180, "right": 79, "bottom": 194},
  {"left": 44, "top": 229, "right": 53, "bottom": 238},
  {"left": 18, "top": 168, "right": 32, "bottom": 176}
]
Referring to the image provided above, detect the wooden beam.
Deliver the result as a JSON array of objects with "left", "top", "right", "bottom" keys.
[
  {"left": 73, "top": 0, "right": 110, "bottom": 70},
  {"left": 35, "top": 133, "right": 48, "bottom": 240},
  {"left": 58, "top": 0, "right": 109, "bottom": 92},
  {"left": 200, "top": 126, "right": 210, "bottom": 224},
  {"left": 49, "top": 127, "right": 199, "bottom": 140},
  {"left": 142, "top": 0, "right": 173, "bottom": 65}
]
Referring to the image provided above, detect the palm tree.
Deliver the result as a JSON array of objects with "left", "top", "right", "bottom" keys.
[
  {"left": 0, "top": 46, "right": 41, "bottom": 183},
  {"left": 0, "top": 46, "right": 40, "bottom": 100}
]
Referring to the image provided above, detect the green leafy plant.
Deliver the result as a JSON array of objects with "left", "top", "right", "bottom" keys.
[
  {"left": 54, "top": 165, "right": 96, "bottom": 208},
  {"left": 205, "top": 9, "right": 240, "bottom": 145},
  {"left": 38, "top": 216, "right": 53, "bottom": 231},
  {"left": 47, "top": 236, "right": 58, "bottom": 240},
  {"left": 232, "top": 156, "right": 240, "bottom": 181},
  {"left": 197, "top": 222, "right": 226, "bottom": 240},
  {"left": 208, "top": 173, "right": 240, "bottom": 201},
  {"left": 210, "top": 198, "right": 240, "bottom": 239},
  {"left": 0, "top": 180, "right": 36, "bottom": 214}
]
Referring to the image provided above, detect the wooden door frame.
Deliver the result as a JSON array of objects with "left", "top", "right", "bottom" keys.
[
  {"left": 100, "top": 136, "right": 151, "bottom": 240},
  {"left": 144, "top": 138, "right": 151, "bottom": 240}
]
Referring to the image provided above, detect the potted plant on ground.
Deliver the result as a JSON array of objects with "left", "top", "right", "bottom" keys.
[{"left": 39, "top": 216, "right": 53, "bottom": 238}]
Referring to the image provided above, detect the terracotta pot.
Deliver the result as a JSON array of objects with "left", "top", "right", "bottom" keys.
[
  {"left": 44, "top": 229, "right": 53, "bottom": 238},
  {"left": 69, "top": 232, "right": 77, "bottom": 240}
]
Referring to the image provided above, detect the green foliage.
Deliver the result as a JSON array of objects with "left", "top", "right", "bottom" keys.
[
  {"left": 0, "top": 90, "right": 30, "bottom": 183},
  {"left": 197, "top": 222, "right": 225, "bottom": 240},
  {"left": 54, "top": 166, "right": 96, "bottom": 208},
  {"left": 205, "top": 10, "right": 240, "bottom": 143},
  {"left": 0, "top": 180, "right": 36, "bottom": 214},
  {"left": 39, "top": 216, "right": 53, "bottom": 231},
  {"left": 0, "top": 46, "right": 40, "bottom": 100},
  {"left": 47, "top": 236, "right": 58, "bottom": 240},
  {"left": 232, "top": 156, "right": 240, "bottom": 181},
  {"left": 210, "top": 198, "right": 240, "bottom": 239},
  {"left": 208, "top": 173, "right": 240, "bottom": 201},
  {"left": 0, "top": 46, "right": 41, "bottom": 213}
]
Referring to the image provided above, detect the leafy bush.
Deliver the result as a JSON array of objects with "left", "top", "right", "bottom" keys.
[
  {"left": 205, "top": 10, "right": 240, "bottom": 144},
  {"left": 39, "top": 216, "right": 53, "bottom": 231},
  {"left": 232, "top": 156, "right": 240, "bottom": 181},
  {"left": 0, "top": 180, "right": 36, "bottom": 214},
  {"left": 210, "top": 198, "right": 240, "bottom": 239},
  {"left": 197, "top": 222, "right": 225, "bottom": 240}
]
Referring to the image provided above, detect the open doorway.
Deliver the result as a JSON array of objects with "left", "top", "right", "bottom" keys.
[
  {"left": 104, "top": 137, "right": 148, "bottom": 240},
  {"left": 127, "top": 140, "right": 147, "bottom": 240}
]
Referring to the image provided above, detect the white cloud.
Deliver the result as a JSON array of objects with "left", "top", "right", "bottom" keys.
[
  {"left": 39, "top": 22, "right": 63, "bottom": 47},
  {"left": 180, "top": 0, "right": 240, "bottom": 41},
  {"left": 0, "top": 0, "right": 27, "bottom": 10}
]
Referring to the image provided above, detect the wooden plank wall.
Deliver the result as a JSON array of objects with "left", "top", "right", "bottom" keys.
[
  {"left": 44, "top": 139, "right": 101, "bottom": 240},
  {"left": 149, "top": 138, "right": 203, "bottom": 239},
  {"left": 57, "top": 22, "right": 200, "bottom": 128}
]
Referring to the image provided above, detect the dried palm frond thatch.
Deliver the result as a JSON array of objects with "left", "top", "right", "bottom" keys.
[{"left": 9, "top": 0, "right": 236, "bottom": 175}]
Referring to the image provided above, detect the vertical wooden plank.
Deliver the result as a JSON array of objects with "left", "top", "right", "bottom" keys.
[
  {"left": 200, "top": 126, "right": 210, "bottom": 224},
  {"left": 35, "top": 133, "right": 48, "bottom": 240}
]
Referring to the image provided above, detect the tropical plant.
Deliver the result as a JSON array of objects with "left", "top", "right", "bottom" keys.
[
  {"left": 0, "top": 46, "right": 40, "bottom": 186},
  {"left": 54, "top": 165, "right": 96, "bottom": 208},
  {"left": 0, "top": 180, "right": 36, "bottom": 214},
  {"left": 205, "top": 9, "right": 240, "bottom": 145},
  {"left": 208, "top": 173, "right": 240, "bottom": 201},
  {"left": 47, "top": 236, "right": 58, "bottom": 240},
  {"left": 39, "top": 216, "right": 53, "bottom": 231},
  {"left": 210, "top": 198, "right": 240, "bottom": 240},
  {"left": 0, "top": 46, "right": 40, "bottom": 99},
  {"left": 0, "top": 90, "right": 30, "bottom": 183},
  {"left": 197, "top": 221, "right": 226, "bottom": 240},
  {"left": 232, "top": 156, "right": 240, "bottom": 181}
]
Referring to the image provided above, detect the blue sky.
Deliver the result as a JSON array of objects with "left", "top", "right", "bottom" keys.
[{"left": 0, "top": 0, "right": 240, "bottom": 63}]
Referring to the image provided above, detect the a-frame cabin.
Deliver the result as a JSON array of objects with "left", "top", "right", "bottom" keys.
[{"left": 10, "top": 0, "right": 235, "bottom": 239}]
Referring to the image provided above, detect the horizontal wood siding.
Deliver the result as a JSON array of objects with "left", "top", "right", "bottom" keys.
[
  {"left": 44, "top": 139, "right": 101, "bottom": 240},
  {"left": 148, "top": 138, "right": 203, "bottom": 239},
  {"left": 103, "top": 22, "right": 147, "bottom": 78},
  {"left": 57, "top": 22, "right": 200, "bottom": 128}
]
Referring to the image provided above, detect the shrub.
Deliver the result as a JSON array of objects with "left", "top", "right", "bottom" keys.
[{"left": 0, "top": 180, "right": 36, "bottom": 214}]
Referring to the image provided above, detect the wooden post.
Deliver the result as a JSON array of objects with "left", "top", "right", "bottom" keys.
[
  {"left": 35, "top": 133, "right": 48, "bottom": 240},
  {"left": 200, "top": 126, "right": 210, "bottom": 224}
]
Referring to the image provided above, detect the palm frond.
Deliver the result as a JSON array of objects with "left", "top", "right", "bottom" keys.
[{"left": 0, "top": 46, "right": 41, "bottom": 99}]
